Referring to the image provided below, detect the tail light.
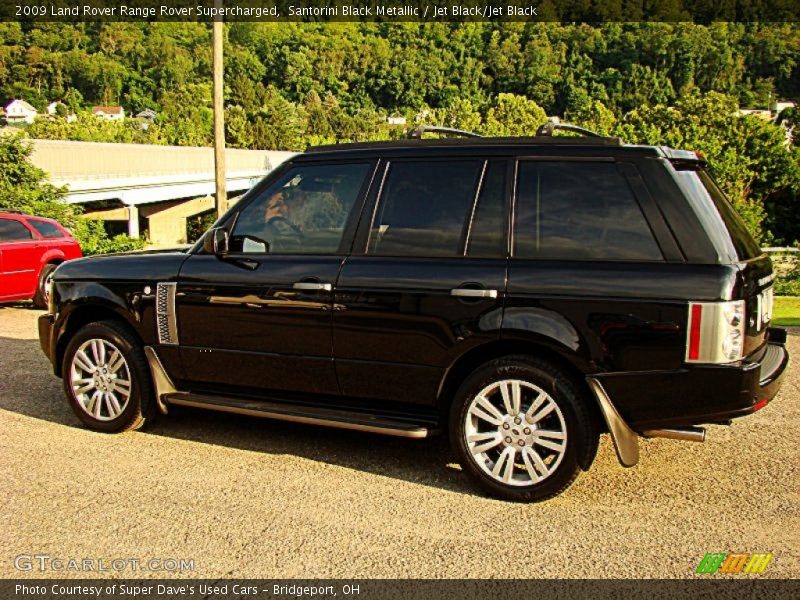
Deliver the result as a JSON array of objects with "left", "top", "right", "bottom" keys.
[{"left": 685, "top": 300, "right": 745, "bottom": 364}]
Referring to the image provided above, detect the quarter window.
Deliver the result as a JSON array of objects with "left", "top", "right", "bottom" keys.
[
  {"left": 0, "top": 218, "right": 33, "bottom": 241},
  {"left": 368, "top": 160, "right": 484, "bottom": 257},
  {"left": 514, "top": 162, "right": 662, "bottom": 261},
  {"left": 28, "top": 220, "right": 65, "bottom": 239},
  {"left": 231, "top": 163, "right": 371, "bottom": 255}
]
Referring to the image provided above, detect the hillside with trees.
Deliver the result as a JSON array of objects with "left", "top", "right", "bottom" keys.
[{"left": 1, "top": 22, "right": 799, "bottom": 246}]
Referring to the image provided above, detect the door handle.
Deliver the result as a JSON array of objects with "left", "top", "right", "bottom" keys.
[
  {"left": 450, "top": 288, "right": 498, "bottom": 299},
  {"left": 293, "top": 281, "right": 332, "bottom": 292}
]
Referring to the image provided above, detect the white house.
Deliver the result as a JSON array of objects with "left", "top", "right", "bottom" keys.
[
  {"left": 4, "top": 99, "right": 38, "bottom": 124},
  {"left": 92, "top": 106, "right": 125, "bottom": 121},
  {"left": 46, "top": 100, "right": 77, "bottom": 122},
  {"left": 46, "top": 101, "right": 64, "bottom": 115},
  {"left": 386, "top": 115, "right": 407, "bottom": 126}
]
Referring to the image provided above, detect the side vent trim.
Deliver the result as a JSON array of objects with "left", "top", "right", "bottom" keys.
[{"left": 155, "top": 282, "right": 179, "bottom": 345}]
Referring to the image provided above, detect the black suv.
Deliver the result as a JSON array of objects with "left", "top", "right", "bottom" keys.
[{"left": 38, "top": 125, "right": 789, "bottom": 501}]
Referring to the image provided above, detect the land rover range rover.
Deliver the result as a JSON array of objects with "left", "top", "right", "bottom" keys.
[{"left": 38, "top": 124, "right": 789, "bottom": 501}]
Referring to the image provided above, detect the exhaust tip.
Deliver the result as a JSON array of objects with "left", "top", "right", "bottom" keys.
[{"left": 641, "top": 427, "right": 706, "bottom": 443}]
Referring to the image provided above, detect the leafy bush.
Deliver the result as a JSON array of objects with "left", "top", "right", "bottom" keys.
[
  {"left": 775, "top": 259, "right": 800, "bottom": 296},
  {"left": 0, "top": 133, "right": 145, "bottom": 255}
]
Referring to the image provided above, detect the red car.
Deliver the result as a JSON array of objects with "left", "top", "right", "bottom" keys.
[{"left": 0, "top": 212, "right": 82, "bottom": 308}]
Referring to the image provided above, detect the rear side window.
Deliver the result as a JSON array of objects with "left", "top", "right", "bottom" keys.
[
  {"left": 514, "top": 161, "right": 662, "bottom": 261},
  {"left": 28, "top": 220, "right": 65, "bottom": 239},
  {"left": 672, "top": 166, "right": 762, "bottom": 262},
  {"left": 0, "top": 218, "right": 33, "bottom": 241},
  {"left": 369, "top": 160, "right": 484, "bottom": 257}
]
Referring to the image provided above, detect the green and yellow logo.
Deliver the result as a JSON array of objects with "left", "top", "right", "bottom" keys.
[{"left": 696, "top": 552, "right": 773, "bottom": 574}]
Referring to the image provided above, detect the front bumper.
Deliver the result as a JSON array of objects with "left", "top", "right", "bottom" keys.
[
  {"left": 38, "top": 313, "right": 56, "bottom": 370},
  {"left": 596, "top": 327, "right": 789, "bottom": 430}
]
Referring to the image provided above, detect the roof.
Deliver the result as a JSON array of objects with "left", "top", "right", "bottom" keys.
[
  {"left": 0, "top": 213, "right": 67, "bottom": 230},
  {"left": 5, "top": 99, "right": 37, "bottom": 112},
  {"left": 92, "top": 106, "right": 124, "bottom": 114},
  {"left": 300, "top": 136, "right": 669, "bottom": 161}
]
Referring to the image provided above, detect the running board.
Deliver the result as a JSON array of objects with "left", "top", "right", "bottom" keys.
[{"left": 163, "top": 393, "right": 434, "bottom": 439}]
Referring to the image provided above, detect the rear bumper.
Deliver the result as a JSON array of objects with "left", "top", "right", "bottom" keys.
[
  {"left": 38, "top": 313, "right": 56, "bottom": 370},
  {"left": 596, "top": 327, "right": 789, "bottom": 430}
]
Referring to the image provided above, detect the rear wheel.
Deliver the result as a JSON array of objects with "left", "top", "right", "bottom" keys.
[
  {"left": 62, "top": 321, "right": 152, "bottom": 432},
  {"left": 33, "top": 263, "right": 56, "bottom": 309},
  {"left": 450, "top": 356, "right": 599, "bottom": 502}
]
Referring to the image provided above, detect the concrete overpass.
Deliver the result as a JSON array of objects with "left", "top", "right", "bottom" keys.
[{"left": 29, "top": 139, "right": 295, "bottom": 246}]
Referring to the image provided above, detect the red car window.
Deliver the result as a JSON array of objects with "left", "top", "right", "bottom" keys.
[
  {"left": 0, "top": 218, "right": 34, "bottom": 241},
  {"left": 28, "top": 220, "right": 66, "bottom": 239}
]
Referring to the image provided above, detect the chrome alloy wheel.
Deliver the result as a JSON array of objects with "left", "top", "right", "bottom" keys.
[
  {"left": 69, "top": 339, "right": 132, "bottom": 421},
  {"left": 464, "top": 380, "right": 568, "bottom": 486}
]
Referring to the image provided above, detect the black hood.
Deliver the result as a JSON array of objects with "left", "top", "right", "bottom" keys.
[{"left": 53, "top": 250, "right": 190, "bottom": 282}]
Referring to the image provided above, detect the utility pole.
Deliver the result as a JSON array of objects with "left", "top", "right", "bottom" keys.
[{"left": 212, "top": 2, "right": 226, "bottom": 218}]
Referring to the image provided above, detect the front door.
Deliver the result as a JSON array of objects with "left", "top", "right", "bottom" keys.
[
  {"left": 176, "top": 161, "right": 376, "bottom": 397},
  {"left": 334, "top": 158, "right": 509, "bottom": 405}
]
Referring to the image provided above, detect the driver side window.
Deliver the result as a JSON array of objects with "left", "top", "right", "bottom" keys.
[{"left": 230, "top": 162, "right": 371, "bottom": 254}]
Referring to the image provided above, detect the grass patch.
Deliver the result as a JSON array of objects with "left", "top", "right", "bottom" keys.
[{"left": 774, "top": 296, "right": 800, "bottom": 327}]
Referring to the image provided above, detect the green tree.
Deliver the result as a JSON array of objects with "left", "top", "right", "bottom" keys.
[
  {"left": 618, "top": 92, "right": 800, "bottom": 243},
  {"left": 483, "top": 93, "right": 547, "bottom": 137}
]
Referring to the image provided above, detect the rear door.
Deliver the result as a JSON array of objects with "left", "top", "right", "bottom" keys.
[
  {"left": 0, "top": 217, "right": 40, "bottom": 300},
  {"left": 333, "top": 158, "right": 509, "bottom": 405},
  {"left": 505, "top": 159, "right": 684, "bottom": 373}
]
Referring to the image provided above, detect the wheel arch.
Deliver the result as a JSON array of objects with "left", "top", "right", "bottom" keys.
[
  {"left": 54, "top": 304, "right": 142, "bottom": 378},
  {"left": 436, "top": 340, "right": 605, "bottom": 432},
  {"left": 38, "top": 250, "right": 67, "bottom": 271}
]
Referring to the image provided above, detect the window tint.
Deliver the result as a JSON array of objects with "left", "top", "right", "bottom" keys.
[
  {"left": 514, "top": 162, "right": 662, "bottom": 261},
  {"left": 0, "top": 219, "right": 33, "bottom": 241},
  {"left": 29, "top": 220, "right": 64, "bottom": 239},
  {"left": 467, "top": 161, "right": 507, "bottom": 257},
  {"left": 369, "top": 160, "right": 483, "bottom": 257},
  {"left": 672, "top": 167, "right": 761, "bottom": 262},
  {"left": 231, "top": 163, "right": 370, "bottom": 254}
]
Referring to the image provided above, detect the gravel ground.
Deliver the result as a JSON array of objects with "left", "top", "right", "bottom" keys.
[{"left": 0, "top": 306, "right": 797, "bottom": 579}]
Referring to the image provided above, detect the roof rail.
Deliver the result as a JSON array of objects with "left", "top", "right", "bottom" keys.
[
  {"left": 535, "top": 121, "right": 605, "bottom": 138},
  {"left": 408, "top": 125, "right": 483, "bottom": 140}
]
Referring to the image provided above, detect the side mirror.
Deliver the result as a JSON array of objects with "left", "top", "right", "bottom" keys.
[{"left": 203, "top": 227, "right": 229, "bottom": 255}]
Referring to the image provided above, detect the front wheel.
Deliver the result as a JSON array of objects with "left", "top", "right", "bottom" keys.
[
  {"left": 62, "top": 320, "right": 152, "bottom": 432},
  {"left": 450, "top": 356, "right": 599, "bottom": 502}
]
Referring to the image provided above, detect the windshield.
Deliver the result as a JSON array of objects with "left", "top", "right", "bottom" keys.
[{"left": 672, "top": 165, "right": 763, "bottom": 263}]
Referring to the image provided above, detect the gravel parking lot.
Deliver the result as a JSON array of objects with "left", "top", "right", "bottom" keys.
[{"left": 1, "top": 306, "right": 797, "bottom": 579}]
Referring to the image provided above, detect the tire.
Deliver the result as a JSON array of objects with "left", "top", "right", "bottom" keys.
[
  {"left": 450, "top": 356, "right": 599, "bottom": 502},
  {"left": 61, "top": 320, "right": 152, "bottom": 432},
  {"left": 33, "top": 263, "right": 56, "bottom": 309}
]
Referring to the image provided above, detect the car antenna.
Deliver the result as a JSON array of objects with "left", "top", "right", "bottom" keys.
[{"left": 407, "top": 125, "right": 483, "bottom": 140}]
